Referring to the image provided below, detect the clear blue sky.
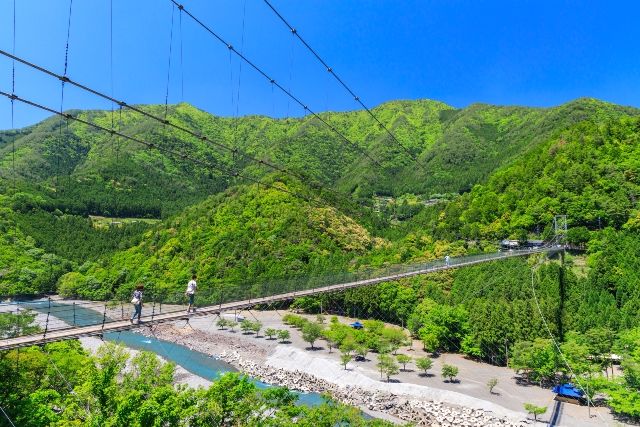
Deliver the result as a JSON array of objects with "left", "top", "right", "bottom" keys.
[{"left": 1, "top": 0, "right": 639, "bottom": 129}]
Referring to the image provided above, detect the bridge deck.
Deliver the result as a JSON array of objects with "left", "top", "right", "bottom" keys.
[{"left": 0, "top": 247, "right": 561, "bottom": 350}]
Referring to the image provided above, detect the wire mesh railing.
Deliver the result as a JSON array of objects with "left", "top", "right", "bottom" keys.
[{"left": 0, "top": 243, "right": 562, "bottom": 346}]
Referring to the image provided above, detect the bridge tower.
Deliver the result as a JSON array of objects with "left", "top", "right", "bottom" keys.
[{"left": 553, "top": 215, "right": 568, "bottom": 245}]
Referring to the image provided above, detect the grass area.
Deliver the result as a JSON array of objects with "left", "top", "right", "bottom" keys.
[
  {"left": 568, "top": 254, "right": 589, "bottom": 278},
  {"left": 89, "top": 215, "right": 161, "bottom": 230}
]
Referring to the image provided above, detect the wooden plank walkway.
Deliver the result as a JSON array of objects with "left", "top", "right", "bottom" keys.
[{"left": 0, "top": 246, "right": 561, "bottom": 350}]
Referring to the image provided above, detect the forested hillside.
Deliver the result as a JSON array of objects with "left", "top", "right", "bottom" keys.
[
  {"left": 1, "top": 98, "right": 636, "bottom": 218},
  {"left": 3, "top": 97, "right": 640, "bottom": 418}
]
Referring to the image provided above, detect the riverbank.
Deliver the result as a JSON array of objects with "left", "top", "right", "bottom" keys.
[
  {"left": 141, "top": 320, "right": 529, "bottom": 426},
  {"left": 138, "top": 308, "right": 619, "bottom": 427},
  {"left": 9, "top": 300, "right": 618, "bottom": 426}
]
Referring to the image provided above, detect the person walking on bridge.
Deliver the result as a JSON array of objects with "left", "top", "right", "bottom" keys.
[
  {"left": 186, "top": 274, "right": 197, "bottom": 313},
  {"left": 130, "top": 284, "right": 144, "bottom": 324},
  {"left": 445, "top": 255, "right": 450, "bottom": 266}
]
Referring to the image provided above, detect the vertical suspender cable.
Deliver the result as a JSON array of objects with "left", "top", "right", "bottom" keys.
[
  {"left": 286, "top": 27, "right": 294, "bottom": 119},
  {"left": 164, "top": 4, "right": 175, "bottom": 121},
  {"left": 262, "top": 0, "right": 425, "bottom": 170},
  {"left": 60, "top": 0, "right": 73, "bottom": 117},
  {"left": 110, "top": 0, "right": 114, "bottom": 132},
  {"left": 235, "top": 0, "right": 247, "bottom": 124},
  {"left": 162, "top": 2, "right": 176, "bottom": 190},
  {"left": 109, "top": 0, "right": 116, "bottom": 222},
  {"left": 179, "top": 6, "right": 184, "bottom": 101},
  {"left": 11, "top": 0, "right": 16, "bottom": 191},
  {"left": 169, "top": 2, "right": 383, "bottom": 167},
  {"left": 56, "top": 0, "right": 73, "bottom": 193},
  {"left": 232, "top": 0, "right": 248, "bottom": 177},
  {"left": 228, "top": 48, "right": 239, "bottom": 181}
]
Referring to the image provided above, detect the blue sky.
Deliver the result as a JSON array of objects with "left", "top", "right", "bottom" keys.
[{"left": 1, "top": 0, "right": 639, "bottom": 129}]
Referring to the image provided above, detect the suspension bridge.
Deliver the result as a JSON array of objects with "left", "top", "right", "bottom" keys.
[{"left": 0, "top": 244, "right": 563, "bottom": 351}]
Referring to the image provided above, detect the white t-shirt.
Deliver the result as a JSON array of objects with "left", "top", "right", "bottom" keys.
[{"left": 186, "top": 280, "right": 197, "bottom": 295}]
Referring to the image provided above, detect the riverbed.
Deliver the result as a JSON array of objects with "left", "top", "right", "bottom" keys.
[{"left": 13, "top": 300, "right": 325, "bottom": 407}]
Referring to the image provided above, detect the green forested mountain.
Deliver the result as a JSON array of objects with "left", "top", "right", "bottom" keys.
[
  {"left": 3, "top": 97, "right": 640, "bottom": 417},
  {"left": 2, "top": 97, "right": 639, "bottom": 302},
  {"left": 2, "top": 98, "right": 636, "bottom": 218}
]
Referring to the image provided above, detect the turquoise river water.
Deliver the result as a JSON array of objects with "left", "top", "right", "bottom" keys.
[{"left": 20, "top": 300, "right": 323, "bottom": 407}]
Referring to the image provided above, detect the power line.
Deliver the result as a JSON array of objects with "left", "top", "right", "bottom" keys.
[
  {"left": 0, "top": 90, "right": 319, "bottom": 207},
  {"left": 170, "top": 1, "right": 382, "bottom": 169},
  {"left": 0, "top": 49, "right": 365, "bottom": 215},
  {"left": 262, "top": 0, "right": 426, "bottom": 171}
]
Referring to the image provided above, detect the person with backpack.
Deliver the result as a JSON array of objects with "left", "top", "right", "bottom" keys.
[
  {"left": 185, "top": 274, "right": 197, "bottom": 313},
  {"left": 130, "top": 284, "right": 144, "bottom": 324}
]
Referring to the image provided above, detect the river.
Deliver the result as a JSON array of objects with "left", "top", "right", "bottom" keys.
[{"left": 19, "top": 300, "right": 324, "bottom": 407}]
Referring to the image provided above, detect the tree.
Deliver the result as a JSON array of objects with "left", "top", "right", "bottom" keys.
[
  {"left": 487, "top": 377, "right": 498, "bottom": 394},
  {"left": 277, "top": 329, "right": 290, "bottom": 343},
  {"left": 0, "top": 311, "right": 40, "bottom": 338},
  {"left": 240, "top": 319, "right": 254, "bottom": 334},
  {"left": 216, "top": 318, "right": 229, "bottom": 330},
  {"left": 251, "top": 320, "right": 263, "bottom": 338},
  {"left": 265, "top": 328, "right": 277, "bottom": 340},
  {"left": 322, "top": 329, "right": 339, "bottom": 353},
  {"left": 227, "top": 320, "right": 238, "bottom": 332},
  {"left": 524, "top": 403, "right": 547, "bottom": 423},
  {"left": 302, "top": 322, "right": 324, "bottom": 350},
  {"left": 316, "top": 314, "right": 325, "bottom": 324},
  {"left": 560, "top": 333, "right": 593, "bottom": 377},
  {"left": 339, "top": 338, "right": 357, "bottom": 356},
  {"left": 567, "top": 226, "right": 590, "bottom": 247},
  {"left": 396, "top": 354, "right": 412, "bottom": 371},
  {"left": 585, "top": 327, "right": 615, "bottom": 377},
  {"left": 340, "top": 352, "right": 352, "bottom": 370},
  {"left": 441, "top": 364, "right": 459, "bottom": 382},
  {"left": 381, "top": 327, "right": 408, "bottom": 355},
  {"left": 415, "top": 357, "right": 433, "bottom": 375},
  {"left": 377, "top": 354, "right": 399, "bottom": 382},
  {"left": 420, "top": 329, "right": 441, "bottom": 355},
  {"left": 509, "top": 339, "right": 556, "bottom": 385}
]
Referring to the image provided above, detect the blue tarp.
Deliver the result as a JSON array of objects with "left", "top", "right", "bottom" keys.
[
  {"left": 350, "top": 321, "right": 364, "bottom": 329},
  {"left": 552, "top": 384, "right": 584, "bottom": 398}
]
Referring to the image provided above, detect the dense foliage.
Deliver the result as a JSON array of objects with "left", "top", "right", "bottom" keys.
[
  {"left": 3, "top": 97, "right": 640, "bottom": 419},
  {"left": 0, "top": 313, "right": 388, "bottom": 427}
]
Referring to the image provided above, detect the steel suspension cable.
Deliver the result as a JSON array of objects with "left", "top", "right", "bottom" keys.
[
  {"left": 235, "top": 0, "right": 247, "bottom": 139},
  {"left": 0, "top": 405, "right": 16, "bottom": 427},
  {"left": 0, "top": 49, "right": 359, "bottom": 211},
  {"left": 170, "top": 1, "right": 382, "bottom": 169},
  {"left": 262, "top": 0, "right": 426, "bottom": 170},
  {"left": 529, "top": 259, "right": 606, "bottom": 423},
  {"left": 109, "top": 0, "right": 115, "bottom": 130},
  {"left": 0, "top": 90, "right": 321, "bottom": 207}
]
